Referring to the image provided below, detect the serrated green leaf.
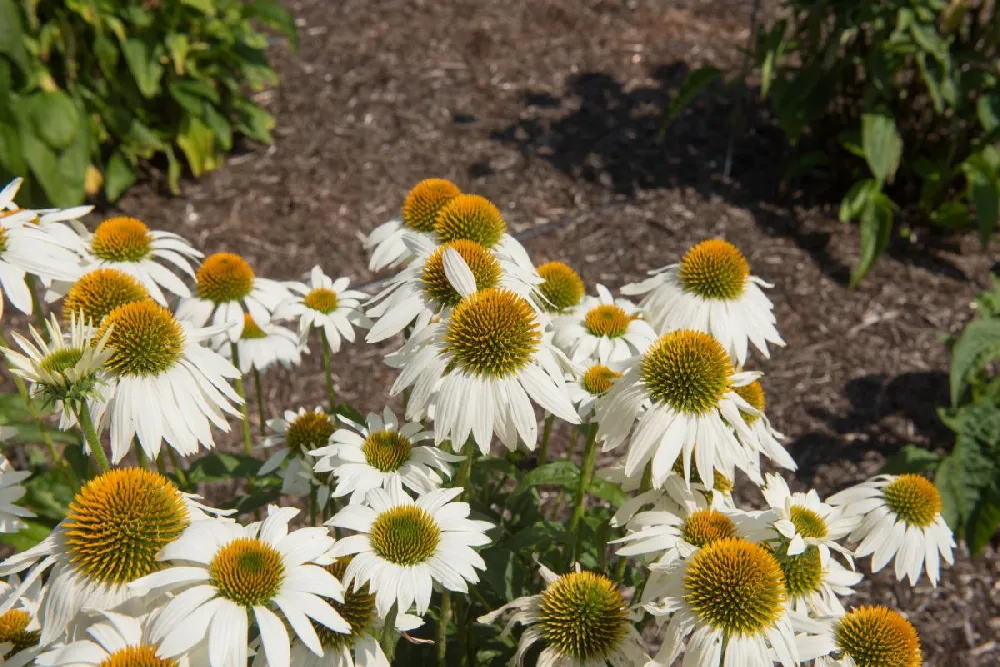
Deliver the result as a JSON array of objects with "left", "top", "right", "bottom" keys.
[
  {"left": 966, "top": 497, "right": 1000, "bottom": 555},
  {"left": 850, "top": 192, "right": 894, "bottom": 287},
  {"left": 512, "top": 461, "right": 579, "bottom": 497},
  {"left": 962, "top": 154, "right": 999, "bottom": 246},
  {"left": 861, "top": 113, "right": 902, "bottom": 184},
  {"left": 880, "top": 445, "right": 942, "bottom": 475},
  {"left": 949, "top": 318, "right": 1000, "bottom": 405}
]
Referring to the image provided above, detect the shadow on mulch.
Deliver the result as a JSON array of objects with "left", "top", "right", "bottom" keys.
[{"left": 490, "top": 63, "right": 971, "bottom": 286}]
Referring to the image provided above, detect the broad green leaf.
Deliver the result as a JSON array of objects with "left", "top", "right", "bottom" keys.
[
  {"left": 880, "top": 445, "right": 942, "bottom": 475},
  {"left": 187, "top": 453, "right": 262, "bottom": 482},
  {"left": 979, "top": 95, "right": 1000, "bottom": 134},
  {"left": 121, "top": 38, "right": 165, "bottom": 99},
  {"left": 201, "top": 104, "right": 232, "bottom": 151},
  {"left": 512, "top": 461, "right": 579, "bottom": 497},
  {"left": 168, "top": 79, "right": 221, "bottom": 112},
  {"left": 850, "top": 192, "right": 894, "bottom": 287},
  {"left": 0, "top": 0, "right": 30, "bottom": 72},
  {"left": 961, "top": 154, "right": 999, "bottom": 246},
  {"left": 225, "top": 487, "right": 281, "bottom": 514},
  {"left": 664, "top": 66, "right": 722, "bottom": 128},
  {"left": 839, "top": 178, "right": 878, "bottom": 222},
  {"left": 909, "top": 22, "right": 949, "bottom": 62},
  {"left": 165, "top": 34, "right": 191, "bottom": 75},
  {"left": 176, "top": 116, "right": 219, "bottom": 177},
  {"left": 479, "top": 547, "right": 527, "bottom": 602},
  {"left": 104, "top": 152, "right": 136, "bottom": 201},
  {"left": 949, "top": 318, "right": 1000, "bottom": 405},
  {"left": 588, "top": 478, "right": 628, "bottom": 508},
  {"left": 929, "top": 201, "right": 971, "bottom": 230},
  {"left": 28, "top": 91, "right": 79, "bottom": 150},
  {"left": 244, "top": 0, "right": 299, "bottom": 48},
  {"left": 861, "top": 113, "right": 902, "bottom": 184},
  {"left": 234, "top": 99, "right": 274, "bottom": 143}
]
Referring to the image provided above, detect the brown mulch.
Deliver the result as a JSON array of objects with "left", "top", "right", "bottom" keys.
[{"left": 9, "top": 0, "right": 1000, "bottom": 663}]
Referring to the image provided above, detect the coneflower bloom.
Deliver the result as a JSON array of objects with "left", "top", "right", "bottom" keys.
[
  {"left": 57, "top": 267, "right": 150, "bottom": 327},
  {"left": 552, "top": 284, "right": 656, "bottom": 364},
  {"left": 622, "top": 239, "right": 783, "bottom": 366},
  {"left": 0, "top": 208, "right": 81, "bottom": 315},
  {"left": 223, "top": 314, "right": 302, "bottom": 374},
  {"left": 535, "top": 261, "right": 586, "bottom": 314},
  {"left": 566, "top": 363, "right": 624, "bottom": 420},
  {"left": 0, "top": 574, "right": 43, "bottom": 667},
  {"left": 797, "top": 605, "right": 922, "bottom": 667},
  {"left": 274, "top": 266, "right": 368, "bottom": 348},
  {"left": 364, "top": 178, "right": 462, "bottom": 272},
  {"left": 759, "top": 473, "right": 858, "bottom": 566},
  {"left": 259, "top": 407, "right": 336, "bottom": 497}
]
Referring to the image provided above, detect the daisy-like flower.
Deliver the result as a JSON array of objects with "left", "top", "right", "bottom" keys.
[
  {"left": 0, "top": 575, "right": 43, "bottom": 667},
  {"left": 770, "top": 541, "right": 862, "bottom": 616},
  {"left": 827, "top": 474, "right": 955, "bottom": 586},
  {"left": 536, "top": 261, "right": 586, "bottom": 314},
  {"left": 0, "top": 455, "right": 33, "bottom": 534},
  {"left": 3, "top": 313, "right": 112, "bottom": 426},
  {"left": 66, "top": 216, "right": 202, "bottom": 305},
  {"left": 429, "top": 193, "right": 535, "bottom": 271},
  {"left": 0, "top": 177, "right": 92, "bottom": 228},
  {"left": 622, "top": 238, "right": 783, "bottom": 366},
  {"left": 0, "top": 469, "right": 219, "bottom": 646},
  {"left": 259, "top": 407, "right": 336, "bottom": 497},
  {"left": 97, "top": 300, "right": 242, "bottom": 462},
  {"left": 478, "top": 564, "right": 649, "bottom": 667},
  {"left": 35, "top": 610, "right": 207, "bottom": 667},
  {"left": 273, "top": 266, "right": 367, "bottom": 349},
  {"left": 133, "top": 506, "right": 351, "bottom": 667},
  {"left": 329, "top": 483, "right": 493, "bottom": 616},
  {"left": 798, "top": 606, "right": 922, "bottom": 667},
  {"left": 176, "top": 252, "right": 292, "bottom": 343},
  {"left": 552, "top": 284, "right": 656, "bottom": 364},
  {"left": 389, "top": 282, "right": 580, "bottom": 453},
  {"left": 760, "top": 473, "right": 858, "bottom": 566},
  {"left": 0, "top": 208, "right": 82, "bottom": 315},
  {"left": 567, "top": 363, "right": 623, "bottom": 419},
  {"left": 733, "top": 380, "right": 797, "bottom": 473},
  {"left": 58, "top": 267, "right": 150, "bottom": 326},
  {"left": 310, "top": 407, "right": 461, "bottom": 504},
  {"left": 364, "top": 178, "right": 462, "bottom": 273},
  {"left": 645, "top": 537, "right": 800, "bottom": 667},
  {"left": 223, "top": 314, "right": 302, "bottom": 374},
  {"left": 594, "top": 329, "right": 764, "bottom": 490}
]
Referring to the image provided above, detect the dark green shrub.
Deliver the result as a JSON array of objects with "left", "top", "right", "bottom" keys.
[{"left": 0, "top": 0, "right": 297, "bottom": 207}]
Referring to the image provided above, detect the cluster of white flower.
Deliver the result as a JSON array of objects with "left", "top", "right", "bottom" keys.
[{"left": 0, "top": 176, "right": 955, "bottom": 667}]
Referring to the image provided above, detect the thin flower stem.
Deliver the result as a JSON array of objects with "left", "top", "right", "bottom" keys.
[
  {"left": 166, "top": 447, "right": 189, "bottom": 489},
  {"left": 537, "top": 413, "right": 554, "bottom": 466},
  {"left": 76, "top": 400, "right": 110, "bottom": 473},
  {"left": 320, "top": 330, "right": 336, "bottom": 414},
  {"left": 252, "top": 368, "right": 266, "bottom": 437},
  {"left": 382, "top": 602, "right": 400, "bottom": 661},
  {"left": 568, "top": 422, "right": 599, "bottom": 563},
  {"left": 228, "top": 343, "right": 253, "bottom": 455},
  {"left": 456, "top": 440, "right": 476, "bottom": 501},
  {"left": 308, "top": 485, "right": 318, "bottom": 526},
  {"left": 436, "top": 590, "right": 452, "bottom": 666},
  {"left": 0, "top": 332, "right": 61, "bottom": 466},
  {"left": 26, "top": 276, "right": 48, "bottom": 339}
]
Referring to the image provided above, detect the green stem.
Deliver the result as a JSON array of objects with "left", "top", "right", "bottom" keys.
[
  {"left": 537, "top": 413, "right": 554, "bottom": 466},
  {"left": 76, "top": 400, "right": 110, "bottom": 473},
  {"left": 568, "top": 423, "right": 599, "bottom": 563},
  {"left": 229, "top": 343, "right": 253, "bottom": 455},
  {"left": 456, "top": 440, "right": 475, "bottom": 500},
  {"left": 320, "top": 330, "right": 336, "bottom": 414},
  {"left": 252, "top": 367, "right": 266, "bottom": 437},
  {"left": 166, "top": 447, "right": 189, "bottom": 489},
  {"left": 436, "top": 590, "right": 452, "bottom": 666},
  {"left": 382, "top": 603, "right": 400, "bottom": 661},
  {"left": 26, "top": 276, "right": 48, "bottom": 338},
  {"left": 308, "top": 485, "right": 317, "bottom": 526}
]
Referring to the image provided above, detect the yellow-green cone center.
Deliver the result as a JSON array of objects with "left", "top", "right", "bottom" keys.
[
  {"left": 882, "top": 475, "right": 941, "bottom": 529},
  {"left": 402, "top": 179, "right": 461, "bottom": 233},
  {"left": 777, "top": 545, "right": 824, "bottom": 599},
  {"left": 369, "top": 506, "right": 440, "bottom": 565},
  {"left": 583, "top": 304, "right": 633, "bottom": 338},
  {"left": 421, "top": 240, "right": 501, "bottom": 308},
  {"left": 240, "top": 314, "right": 267, "bottom": 340},
  {"left": 834, "top": 606, "right": 922, "bottom": 667},
  {"left": 90, "top": 217, "right": 153, "bottom": 263},
  {"left": 98, "top": 645, "right": 178, "bottom": 667},
  {"left": 444, "top": 288, "right": 541, "bottom": 378},
  {"left": 790, "top": 506, "right": 829, "bottom": 539},
  {"left": 97, "top": 301, "right": 185, "bottom": 377},
  {"left": 679, "top": 239, "right": 749, "bottom": 300},
  {"left": 538, "top": 571, "right": 629, "bottom": 660},
  {"left": 196, "top": 253, "right": 255, "bottom": 303},
  {"left": 684, "top": 538, "right": 786, "bottom": 636},
  {"left": 210, "top": 537, "right": 286, "bottom": 607},
  {"left": 63, "top": 269, "right": 150, "bottom": 326},
  {"left": 641, "top": 330, "right": 732, "bottom": 415},
  {"left": 313, "top": 557, "right": 377, "bottom": 650},
  {"left": 582, "top": 365, "right": 622, "bottom": 396},
  {"left": 434, "top": 194, "right": 506, "bottom": 248},
  {"left": 734, "top": 380, "right": 765, "bottom": 426},
  {"left": 0, "top": 610, "right": 39, "bottom": 656},
  {"left": 304, "top": 288, "right": 339, "bottom": 314},
  {"left": 40, "top": 347, "right": 84, "bottom": 374},
  {"left": 671, "top": 455, "right": 733, "bottom": 493},
  {"left": 537, "top": 262, "right": 585, "bottom": 313},
  {"left": 63, "top": 468, "right": 189, "bottom": 585},
  {"left": 683, "top": 509, "right": 737, "bottom": 548},
  {"left": 286, "top": 411, "right": 335, "bottom": 457},
  {"left": 362, "top": 430, "right": 412, "bottom": 472}
]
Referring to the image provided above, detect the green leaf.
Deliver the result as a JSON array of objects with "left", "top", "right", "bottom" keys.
[
  {"left": 839, "top": 178, "right": 878, "bottom": 222},
  {"left": 512, "top": 461, "right": 579, "bottom": 497},
  {"left": 861, "top": 112, "right": 902, "bottom": 184},
  {"left": 27, "top": 91, "right": 79, "bottom": 150},
  {"left": 966, "top": 497, "right": 1000, "bottom": 555},
  {"left": 201, "top": 104, "right": 232, "bottom": 151},
  {"left": 121, "top": 38, "right": 165, "bottom": 99},
  {"left": 588, "top": 477, "right": 628, "bottom": 508},
  {"left": 180, "top": 0, "right": 215, "bottom": 15},
  {"left": 949, "top": 318, "right": 1000, "bottom": 405},
  {"left": 244, "top": 0, "right": 299, "bottom": 48},
  {"left": 664, "top": 66, "right": 722, "bottom": 128},
  {"left": 978, "top": 95, "right": 1000, "bottom": 134},
  {"left": 168, "top": 79, "right": 222, "bottom": 112},
  {"left": 187, "top": 453, "right": 262, "bottom": 482},
  {"left": 962, "top": 154, "right": 999, "bottom": 246},
  {"left": 176, "top": 116, "right": 219, "bottom": 177},
  {"left": 0, "top": 520, "right": 54, "bottom": 551},
  {"left": 500, "top": 521, "right": 573, "bottom": 552},
  {"left": 850, "top": 192, "right": 894, "bottom": 287},
  {"left": 880, "top": 445, "right": 942, "bottom": 475},
  {"left": 234, "top": 99, "right": 274, "bottom": 144},
  {"left": 757, "top": 21, "right": 786, "bottom": 99},
  {"left": 104, "top": 152, "right": 136, "bottom": 201},
  {"left": 165, "top": 145, "right": 181, "bottom": 194},
  {"left": 0, "top": 0, "right": 30, "bottom": 72},
  {"left": 225, "top": 487, "right": 281, "bottom": 515}
]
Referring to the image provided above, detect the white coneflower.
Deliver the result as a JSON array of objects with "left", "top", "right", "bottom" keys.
[
  {"left": 770, "top": 541, "right": 862, "bottom": 616},
  {"left": 133, "top": 506, "right": 350, "bottom": 667},
  {"left": 0, "top": 208, "right": 81, "bottom": 315},
  {"left": 0, "top": 469, "right": 219, "bottom": 646},
  {"left": 645, "top": 537, "right": 800, "bottom": 667},
  {"left": 223, "top": 314, "right": 302, "bottom": 374},
  {"left": 622, "top": 239, "right": 783, "bottom": 366},
  {"left": 310, "top": 407, "right": 461, "bottom": 504},
  {"left": 176, "top": 252, "right": 291, "bottom": 343},
  {"left": 364, "top": 178, "right": 462, "bottom": 273},
  {"left": 57, "top": 267, "right": 150, "bottom": 327},
  {"left": 552, "top": 284, "right": 656, "bottom": 364},
  {"left": 594, "top": 329, "right": 764, "bottom": 490},
  {"left": 259, "top": 407, "right": 336, "bottom": 497},
  {"left": 329, "top": 483, "right": 493, "bottom": 616},
  {"left": 478, "top": 564, "right": 649, "bottom": 667},
  {"left": 65, "top": 216, "right": 202, "bottom": 305},
  {"left": 828, "top": 474, "right": 955, "bottom": 586},
  {"left": 0, "top": 574, "right": 43, "bottom": 667},
  {"left": 0, "top": 456, "right": 34, "bottom": 534},
  {"left": 0, "top": 177, "right": 92, "bottom": 228},
  {"left": 423, "top": 193, "right": 535, "bottom": 271},
  {"left": 535, "top": 261, "right": 586, "bottom": 314},
  {"left": 274, "top": 266, "right": 367, "bottom": 348},
  {"left": 567, "top": 363, "right": 624, "bottom": 420},
  {"left": 389, "top": 282, "right": 579, "bottom": 454},
  {"left": 797, "top": 605, "right": 922, "bottom": 667},
  {"left": 96, "top": 300, "right": 242, "bottom": 462},
  {"left": 732, "top": 380, "right": 797, "bottom": 474},
  {"left": 760, "top": 473, "right": 858, "bottom": 566}
]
